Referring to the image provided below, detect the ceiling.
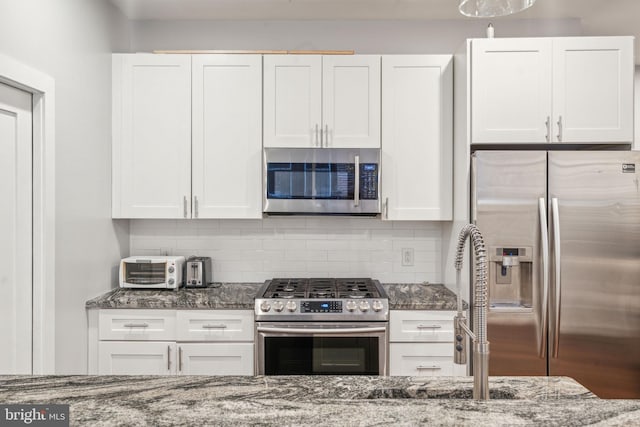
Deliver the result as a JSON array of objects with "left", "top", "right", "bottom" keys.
[{"left": 110, "top": 0, "right": 640, "bottom": 61}]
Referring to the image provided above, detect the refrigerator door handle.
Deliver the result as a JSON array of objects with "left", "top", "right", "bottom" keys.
[
  {"left": 551, "top": 197, "right": 561, "bottom": 358},
  {"left": 538, "top": 198, "right": 549, "bottom": 358}
]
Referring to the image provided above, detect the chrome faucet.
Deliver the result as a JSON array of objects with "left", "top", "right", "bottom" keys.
[{"left": 453, "top": 224, "right": 490, "bottom": 400}]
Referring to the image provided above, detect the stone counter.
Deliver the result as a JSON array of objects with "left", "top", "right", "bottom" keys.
[
  {"left": 86, "top": 282, "right": 465, "bottom": 311},
  {"left": 1, "top": 375, "right": 637, "bottom": 426}
]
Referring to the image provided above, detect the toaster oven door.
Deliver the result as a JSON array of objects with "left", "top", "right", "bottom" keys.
[{"left": 122, "top": 261, "right": 167, "bottom": 286}]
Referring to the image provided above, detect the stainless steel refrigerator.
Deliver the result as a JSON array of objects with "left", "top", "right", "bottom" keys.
[{"left": 472, "top": 150, "right": 640, "bottom": 398}]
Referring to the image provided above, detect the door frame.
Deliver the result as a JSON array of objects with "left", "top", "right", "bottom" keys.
[{"left": 0, "top": 53, "right": 55, "bottom": 374}]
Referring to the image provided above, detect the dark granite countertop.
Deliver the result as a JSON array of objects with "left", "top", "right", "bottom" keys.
[
  {"left": 86, "top": 282, "right": 465, "bottom": 311},
  {"left": 1, "top": 375, "right": 636, "bottom": 426}
]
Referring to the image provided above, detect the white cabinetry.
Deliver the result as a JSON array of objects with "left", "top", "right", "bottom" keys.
[
  {"left": 389, "top": 310, "right": 466, "bottom": 377},
  {"left": 381, "top": 55, "right": 453, "bottom": 221},
  {"left": 471, "top": 37, "right": 634, "bottom": 144},
  {"left": 112, "top": 54, "right": 262, "bottom": 219},
  {"left": 112, "top": 54, "right": 191, "bottom": 218},
  {"left": 264, "top": 55, "right": 380, "bottom": 148},
  {"left": 90, "top": 309, "right": 254, "bottom": 376}
]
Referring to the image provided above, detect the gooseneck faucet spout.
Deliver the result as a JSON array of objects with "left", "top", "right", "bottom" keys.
[{"left": 453, "top": 224, "right": 490, "bottom": 400}]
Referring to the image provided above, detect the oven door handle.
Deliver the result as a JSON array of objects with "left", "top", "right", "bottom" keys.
[{"left": 256, "top": 326, "right": 387, "bottom": 334}]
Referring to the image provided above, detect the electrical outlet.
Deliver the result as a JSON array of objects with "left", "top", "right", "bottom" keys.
[{"left": 401, "top": 248, "right": 414, "bottom": 266}]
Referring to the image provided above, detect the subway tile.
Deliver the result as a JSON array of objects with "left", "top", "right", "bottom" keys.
[
  {"left": 327, "top": 250, "right": 372, "bottom": 262},
  {"left": 285, "top": 250, "right": 328, "bottom": 261},
  {"left": 263, "top": 239, "right": 306, "bottom": 251},
  {"left": 306, "top": 240, "right": 350, "bottom": 251}
]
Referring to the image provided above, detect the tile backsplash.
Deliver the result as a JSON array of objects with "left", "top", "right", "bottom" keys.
[{"left": 130, "top": 217, "right": 444, "bottom": 283}]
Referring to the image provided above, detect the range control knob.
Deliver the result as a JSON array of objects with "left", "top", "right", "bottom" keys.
[
  {"left": 358, "top": 301, "right": 370, "bottom": 312},
  {"left": 260, "top": 301, "right": 271, "bottom": 312},
  {"left": 273, "top": 301, "right": 285, "bottom": 312},
  {"left": 345, "top": 300, "right": 357, "bottom": 312},
  {"left": 168, "top": 266, "right": 175, "bottom": 273},
  {"left": 372, "top": 300, "right": 384, "bottom": 312},
  {"left": 168, "top": 278, "right": 175, "bottom": 285},
  {"left": 286, "top": 301, "right": 298, "bottom": 312}
]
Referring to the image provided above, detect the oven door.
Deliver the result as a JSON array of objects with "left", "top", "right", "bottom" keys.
[
  {"left": 256, "top": 322, "right": 388, "bottom": 375},
  {"left": 264, "top": 148, "right": 380, "bottom": 215}
]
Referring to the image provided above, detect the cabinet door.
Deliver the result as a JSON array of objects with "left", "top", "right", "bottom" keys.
[
  {"left": 263, "top": 55, "right": 322, "bottom": 148},
  {"left": 112, "top": 54, "right": 192, "bottom": 218},
  {"left": 381, "top": 55, "right": 452, "bottom": 221},
  {"left": 323, "top": 55, "right": 381, "bottom": 148},
  {"left": 552, "top": 37, "right": 634, "bottom": 143},
  {"left": 177, "top": 343, "right": 254, "bottom": 375},
  {"left": 471, "top": 38, "right": 553, "bottom": 143},
  {"left": 192, "top": 55, "right": 262, "bottom": 218},
  {"left": 98, "top": 341, "right": 176, "bottom": 375}
]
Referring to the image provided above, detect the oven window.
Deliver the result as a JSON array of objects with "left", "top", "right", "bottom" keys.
[
  {"left": 123, "top": 262, "right": 166, "bottom": 285},
  {"left": 264, "top": 337, "right": 379, "bottom": 375}
]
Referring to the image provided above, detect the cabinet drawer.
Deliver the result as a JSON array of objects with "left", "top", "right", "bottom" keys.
[
  {"left": 178, "top": 343, "right": 254, "bottom": 375},
  {"left": 99, "top": 310, "right": 176, "bottom": 341},
  {"left": 390, "top": 311, "right": 455, "bottom": 342},
  {"left": 389, "top": 343, "right": 465, "bottom": 377},
  {"left": 176, "top": 310, "right": 254, "bottom": 342}
]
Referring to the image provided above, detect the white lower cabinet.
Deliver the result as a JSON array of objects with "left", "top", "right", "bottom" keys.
[
  {"left": 90, "top": 309, "right": 254, "bottom": 375},
  {"left": 389, "top": 310, "right": 467, "bottom": 377},
  {"left": 178, "top": 343, "right": 253, "bottom": 375},
  {"left": 99, "top": 341, "right": 176, "bottom": 375}
]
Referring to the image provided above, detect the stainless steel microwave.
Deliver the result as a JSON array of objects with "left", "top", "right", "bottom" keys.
[{"left": 263, "top": 148, "right": 380, "bottom": 215}]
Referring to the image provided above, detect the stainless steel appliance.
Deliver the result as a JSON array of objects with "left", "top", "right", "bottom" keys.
[
  {"left": 184, "top": 256, "right": 212, "bottom": 287},
  {"left": 255, "top": 278, "right": 389, "bottom": 375},
  {"left": 263, "top": 148, "right": 380, "bottom": 215},
  {"left": 119, "top": 256, "right": 185, "bottom": 289},
  {"left": 472, "top": 150, "right": 640, "bottom": 398}
]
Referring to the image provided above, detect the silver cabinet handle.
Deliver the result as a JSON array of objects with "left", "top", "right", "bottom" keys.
[
  {"left": 315, "top": 124, "right": 319, "bottom": 147},
  {"left": 545, "top": 116, "right": 551, "bottom": 142},
  {"left": 202, "top": 324, "right": 227, "bottom": 329},
  {"left": 123, "top": 323, "right": 149, "bottom": 328},
  {"left": 416, "top": 324, "right": 442, "bottom": 329},
  {"left": 183, "top": 196, "right": 188, "bottom": 218},
  {"left": 384, "top": 197, "right": 389, "bottom": 219},
  {"left": 354, "top": 155, "right": 360, "bottom": 207},
  {"left": 557, "top": 116, "right": 563, "bottom": 142},
  {"left": 167, "top": 345, "right": 171, "bottom": 371},
  {"left": 538, "top": 198, "right": 549, "bottom": 358},
  {"left": 325, "top": 124, "right": 329, "bottom": 147},
  {"left": 178, "top": 346, "right": 183, "bottom": 372},
  {"left": 194, "top": 196, "right": 199, "bottom": 218},
  {"left": 416, "top": 365, "right": 442, "bottom": 370},
  {"left": 551, "top": 198, "right": 561, "bottom": 358}
]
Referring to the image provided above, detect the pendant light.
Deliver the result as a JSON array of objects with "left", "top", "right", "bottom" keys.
[{"left": 459, "top": 0, "right": 536, "bottom": 18}]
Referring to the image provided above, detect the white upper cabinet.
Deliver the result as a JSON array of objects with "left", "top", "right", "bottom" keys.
[
  {"left": 322, "top": 55, "right": 381, "bottom": 148},
  {"left": 471, "top": 36, "right": 634, "bottom": 144},
  {"left": 192, "top": 55, "right": 262, "bottom": 219},
  {"left": 112, "top": 54, "right": 263, "bottom": 219},
  {"left": 112, "top": 54, "right": 192, "bottom": 218},
  {"left": 381, "top": 55, "right": 453, "bottom": 221},
  {"left": 264, "top": 55, "right": 381, "bottom": 148}
]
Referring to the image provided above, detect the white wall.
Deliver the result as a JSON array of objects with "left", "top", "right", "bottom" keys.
[
  {"left": 0, "top": 0, "right": 130, "bottom": 374},
  {"left": 128, "top": 18, "right": 581, "bottom": 53},
  {"left": 635, "top": 66, "right": 639, "bottom": 150},
  {"left": 131, "top": 218, "right": 443, "bottom": 283}
]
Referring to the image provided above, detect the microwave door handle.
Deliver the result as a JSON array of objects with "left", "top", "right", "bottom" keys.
[{"left": 354, "top": 155, "right": 360, "bottom": 207}]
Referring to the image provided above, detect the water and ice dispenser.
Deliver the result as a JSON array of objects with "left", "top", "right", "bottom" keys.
[{"left": 489, "top": 247, "right": 533, "bottom": 309}]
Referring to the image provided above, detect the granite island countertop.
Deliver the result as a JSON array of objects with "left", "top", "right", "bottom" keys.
[
  {"left": 85, "top": 282, "right": 465, "bottom": 310},
  {"left": 1, "top": 375, "right": 637, "bottom": 426}
]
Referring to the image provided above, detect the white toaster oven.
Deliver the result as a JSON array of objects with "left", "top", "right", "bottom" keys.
[{"left": 119, "top": 256, "right": 185, "bottom": 289}]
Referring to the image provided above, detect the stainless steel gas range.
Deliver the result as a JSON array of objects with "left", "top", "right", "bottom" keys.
[{"left": 255, "top": 278, "right": 389, "bottom": 375}]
